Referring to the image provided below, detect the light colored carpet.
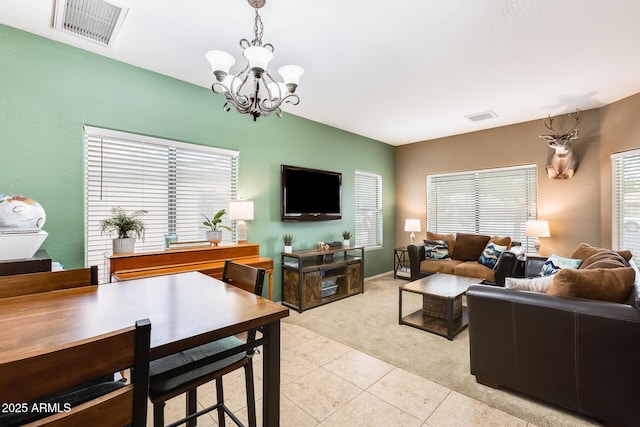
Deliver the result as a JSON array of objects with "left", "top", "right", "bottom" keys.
[{"left": 283, "top": 274, "right": 601, "bottom": 427}]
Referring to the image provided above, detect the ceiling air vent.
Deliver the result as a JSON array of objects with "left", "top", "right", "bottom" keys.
[
  {"left": 54, "top": 0, "right": 129, "bottom": 47},
  {"left": 465, "top": 110, "right": 498, "bottom": 122}
]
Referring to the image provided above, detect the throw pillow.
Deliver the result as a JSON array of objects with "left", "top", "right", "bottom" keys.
[
  {"left": 426, "top": 232, "right": 455, "bottom": 256},
  {"left": 489, "top": 235, "right": 512, "bottom": 250},
  {"left": 580, "top": 250, "right": 629, "bottom": 269},
  {"left": 505, "top": 275, "right": 554, "bottom": 293},
  {"left": 546, "top": 267, "right": 636, "bottom": 303},
  {"left": 570, "top": 243, "right": 633, "bottom": 264},
  {"left": 540, "top": 254, "right": 582, "bottom": 276},
  {"left": 478, "top": 243, "right": 507, "bottom": 269},
  {"left": 423, "top": 239, "right": 450, "bottom": 260},
  {"left": 451, "top": 233, "right": 491, "bottom": 262}
]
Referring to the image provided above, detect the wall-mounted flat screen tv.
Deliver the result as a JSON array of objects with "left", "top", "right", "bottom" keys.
[{"left": 281, "top": 165, "right": 342, "bottom": 221}]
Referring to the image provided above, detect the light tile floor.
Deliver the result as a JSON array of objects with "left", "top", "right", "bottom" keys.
[{"left": 147, "top": 322, "right": 537, "bottom": 427}]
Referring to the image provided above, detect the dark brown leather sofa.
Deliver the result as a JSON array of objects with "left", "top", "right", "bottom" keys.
[
  {"left": 467, "top": 283, "right": 640, "bottom": 426},
  {"left": 407, "top": 242, "right": 517, "bottom": 285}
]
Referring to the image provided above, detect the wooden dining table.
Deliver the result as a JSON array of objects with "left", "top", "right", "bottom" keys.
[{"left": 0, "top": 271, "right": 289, "bottom": 426}]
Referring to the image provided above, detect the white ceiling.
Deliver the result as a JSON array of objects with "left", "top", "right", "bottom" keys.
[{"left": 2, "top": 0, "right": 640, "bottom": 146}]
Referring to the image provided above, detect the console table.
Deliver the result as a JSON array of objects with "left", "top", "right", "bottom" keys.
[
  {"left": 106, "top": 243, "right": 275, "bottom": 299},
  {"left": 0, "top": 249, "right": 51, "bottom": 276},
  {"left": 281, "top": 246, "right": 364, "bottom": 312}
]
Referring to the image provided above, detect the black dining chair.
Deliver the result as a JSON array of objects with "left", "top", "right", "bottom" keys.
[
  {"left": 0, "top": 318, "right": 151, "bottom": 427},
  {"left": 148, "top": 261, "right": 266, "bottom": 427}
]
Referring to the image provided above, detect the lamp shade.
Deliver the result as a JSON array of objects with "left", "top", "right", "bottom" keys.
[
  {"left": 229, "top": 200, "right": 254, "bottom": 221},
  {"left": 278, "top": 65, "right": 304, "bottom": 86},
  {"left": 525, "top": 220, "right": 550, "bottom": 237},
  {"left": 205, "top": 50, "right": 235, "bottom": 74},
  {"left": 266, "top": 82, "right": 287, "bottom": 98},
  {"left": 243, "top": 46, "right": 273, "bottom": 71},
  {"left": 404, "top": 219, "right": 421, "bottom": 233}
]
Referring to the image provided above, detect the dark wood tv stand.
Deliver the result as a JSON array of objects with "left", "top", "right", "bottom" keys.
[{"left": 281, "top": 246, "right": 364, "bottom": 312}]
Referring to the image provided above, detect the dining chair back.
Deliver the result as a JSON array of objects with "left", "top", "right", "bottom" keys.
[
  {"left": 149, "top": 261, "right": 265, "bottom": 427},
  {"left": 222, "top": 259, "right": 265, "bottom": 296},
  {"left": 0, "top": 318, "right": 151, "bottom": 427},
  {"left": 0, "top": 265, "right": 98, "bottom": 299}
]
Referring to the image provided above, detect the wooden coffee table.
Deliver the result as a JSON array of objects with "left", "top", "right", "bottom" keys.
[{"left": 398, "top": 273, "right": 482, "bottom": 340}]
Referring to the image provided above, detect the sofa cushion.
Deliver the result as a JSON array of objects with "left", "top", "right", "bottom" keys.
[
  {"left": 420, "top": 259, "right": 462, "bottom": 275},
  {"left": 540, "top": 254, "right": 581, "bottom": 276},
  {"left": 452, "top": 233, "right": 491, "bottom": 261},
  {"left": 478, "top": 243, "right": 507, "bottom": 269},
  {"left": 426, "top": 232, "right": 455, "bottom": 256},
  {"left": 571, "top": 243, "right": 633, "bottom": 268},
  {"left": 546, "top": 267, "right": 636, "bottom": 303},
  {"left": 453, "top": 261, "right": 495, "bottom": 282},
  {"left": 423, "top": 239, "right": 450, "bottom": 260},
  {"left": 505, "top": 275, "right": 554, "bottom": 293}
]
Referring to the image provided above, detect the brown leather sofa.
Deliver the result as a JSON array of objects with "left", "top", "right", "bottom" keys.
[
  {"left": 406, "top": 232, "right": 518, "bottom": 285},
  {"left": 467, "top": 276, "right": 640, "bottom": 426}
]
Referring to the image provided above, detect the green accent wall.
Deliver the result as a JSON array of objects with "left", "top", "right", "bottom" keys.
[{"left": 0, "top": 25, "right": 395, "bottom": 300}]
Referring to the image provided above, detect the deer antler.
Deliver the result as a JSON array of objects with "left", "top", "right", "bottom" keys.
[
  {"left": 543, "top": 116, "right": 556, "bottom": 133},
  {"left": 565, "top": 108, "right": 581, "bottom": 135},
  {"left": 543, "top": 108, "right": 581, "bottom": 136}
]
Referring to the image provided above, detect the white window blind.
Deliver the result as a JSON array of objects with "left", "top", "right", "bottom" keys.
[
  {"left": 427, "top": 165, "right": 537, "bottom": 252},
  {"left": 612, "top": 149, "right": 640, "bottom": 254},
  {"left": 85, "top": 126, "right": 238, "bottom": 275},
  {"left": 355, "top": 170, "right": 383, "bottom": 248}
]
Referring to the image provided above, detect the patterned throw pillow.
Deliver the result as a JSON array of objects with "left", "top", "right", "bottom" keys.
[
  {"left": 423, "top": 239, "right": 450, "bottom": 260},
  {"left": 478, "top": 243, "right": 507, "bottom": 269},
  {"left": 540, "top": 254, "right": 582, "bottom": 276}
]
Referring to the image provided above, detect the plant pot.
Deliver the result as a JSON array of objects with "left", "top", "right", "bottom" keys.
[
  {"left": 206, "top": 230, "right": 222, "bottom": 246},
  {"left": 343, "top": 240, "right": 350, "bottom": 248},
  {"left": 284, "top": 245, "right": 293, "bottom": 253},
  {"left": 113, "top": 237, "right": 136, "bottom": 254}
]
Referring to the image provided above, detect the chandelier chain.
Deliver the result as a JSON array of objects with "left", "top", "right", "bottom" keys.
[{"left": 252, "top": 8, "right": 264, "bottom": 46}]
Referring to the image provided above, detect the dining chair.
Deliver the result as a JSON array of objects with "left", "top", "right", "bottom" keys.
[
  {"left": 0, "top": 265, "right": 98, "bottom": 298},
  {"left": 0, "top": 318, "right": 151, "bottom": 427},
  {"left": 149, "top": 261, "right": 266, "bottom": 427}
]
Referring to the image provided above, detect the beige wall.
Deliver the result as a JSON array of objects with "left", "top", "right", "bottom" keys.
[{"left": 395, "top": 92, "right": 640, "bottom": 256}]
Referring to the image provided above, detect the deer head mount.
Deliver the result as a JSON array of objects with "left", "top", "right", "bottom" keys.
[{"left": 539, "top": 109, "right": 581, "bottom": 179}]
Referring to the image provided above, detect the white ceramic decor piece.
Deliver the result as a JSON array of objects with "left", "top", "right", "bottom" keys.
[
  {"left": 0, "top": 230, "right": 48, "bottom": 260},
  {"left": 0, "top": 194, "right": 46, "bottom": 231}
]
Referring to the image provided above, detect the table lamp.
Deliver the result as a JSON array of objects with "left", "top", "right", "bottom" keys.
[
  {"left": 526, "top": 220, "right": 550, "bottom": 254},
  {"left": 229, "top": 200, "right": 254, "bottom": 244},
  {"left": 404, "top": 219, "right": 421, "bottom": 245}
]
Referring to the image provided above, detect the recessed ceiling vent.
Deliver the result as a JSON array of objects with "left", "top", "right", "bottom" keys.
[
  {"left": 465, "top": 110, "right": 498, "bottom": 122},
  {"left": 54, "top": 0, "right": 129, "bottom": 47}
]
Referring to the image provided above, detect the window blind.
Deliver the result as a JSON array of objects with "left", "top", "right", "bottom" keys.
[
  {"left": 85, "top": 126, "right": 238, "bottom": 275},
  {"left": 355, "top": 170, "right": 383, "bottom": 248},
  {"left": 612, "top": 149, "right": 640, "bottom": 254},
  {"left": 427, "top": 165, "right": 537, "bottom": 252}
]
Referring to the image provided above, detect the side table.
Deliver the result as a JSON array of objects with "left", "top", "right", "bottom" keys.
[{"left": 394, "top": 247, "right": 411, "bottom": 279}]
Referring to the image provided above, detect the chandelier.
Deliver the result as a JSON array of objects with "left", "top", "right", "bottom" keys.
[{"left": 205, "top": 0, "right": 303, "bottom": 121}]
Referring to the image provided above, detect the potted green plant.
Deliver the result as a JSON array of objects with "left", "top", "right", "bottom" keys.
[
  {"left": 99, "top": 206, "right": 147, "bottom": 254},
  {"left": 202, "top": 209, "right": 232, "bottom": 246},
  {"left": 282, "top": 233, "right": 296, "bottom": 253},
  {"left": 342, "top": 230, "right": 352, "bottom": 248}
]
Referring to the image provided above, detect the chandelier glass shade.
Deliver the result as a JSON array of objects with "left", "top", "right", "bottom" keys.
[{"left": 206, "top": 0, "right": 303, "bottom": 121}]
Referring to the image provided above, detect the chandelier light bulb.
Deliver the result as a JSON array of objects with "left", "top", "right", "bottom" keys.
[
  {"left": 278, "top": 65, "right": 304, "bottom": 90},
  {"left": 205, "top": 50, "right": 235, "bottom": 81},
  {"left": 266, "top": 81, "right": 287, "bottom": 99},
  {"left": 213, "top": 74, "right": 242, "bottom": 94},
  {"left": 243, "top": 46, "right": 273, "bottom": 75}
]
